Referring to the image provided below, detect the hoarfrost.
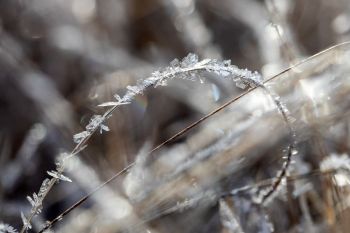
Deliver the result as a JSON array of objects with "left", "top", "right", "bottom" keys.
[
  {"left": 86, "top": 115, "right": 104, "bottom": 131},
  {"left": 73, "top": 131, "right": 90, "bottom": 144},
  {"left": 20, "top": 212, "right": 32, "bottom": 230},
  {"left": 98, "top": 102, "right": 120, "bottom": 107},
  {"left": 38, "top": 178, "right": 51, "bottom": 197}
]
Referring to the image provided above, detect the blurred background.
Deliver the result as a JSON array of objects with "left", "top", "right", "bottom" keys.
[{"left": 1, "top": 0, "right": 350, "bottom": 232}]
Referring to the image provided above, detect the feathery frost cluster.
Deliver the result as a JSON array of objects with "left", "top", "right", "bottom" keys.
[
  {"left": 73, "top": 53, "right": 263, "bottom": 142},
  {"left": 73, "top": 53, "right": 263, "bottom": 148},
  {"left": 19, "top": 157, "right": 73, "bottom": 232}
]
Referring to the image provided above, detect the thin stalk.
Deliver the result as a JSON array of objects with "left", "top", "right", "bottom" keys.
[{"left": 36, "top": 42, "right": 350, "bottom": 232}]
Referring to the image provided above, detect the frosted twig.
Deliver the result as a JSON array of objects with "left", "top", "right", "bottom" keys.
[
  {"left": 22, "top": 53, "right": 264, "bottom": 233},
  {"left": 34, "top": 53, "right": 265, "bottom": 232},
  {"left": 253, "top": 92, "right": 297, "bottom": 204},
  {"left": 35, "top": 52, "right": 298, "bottom": 232},
  {"left": 222, "top": 68, "right": 297, "bottom": 204}
]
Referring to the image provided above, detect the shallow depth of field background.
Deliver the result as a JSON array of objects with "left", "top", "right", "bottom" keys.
[{"left": 1, "top": 0, "right": 350, "bottom": 232}]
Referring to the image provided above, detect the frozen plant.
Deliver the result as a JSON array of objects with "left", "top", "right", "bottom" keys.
[{"left": 22, "top": 53, "right": 295, "bottom": 233}]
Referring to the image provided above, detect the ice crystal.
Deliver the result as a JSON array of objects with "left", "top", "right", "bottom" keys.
[
  {"left": 98, "top": 102, "right": 119, "bottom": 107},
  {"left": 99, "top": 94, "right": 130, "bottom": 107},
  {"left": 47, "top": 170, "right": 72, "bottom": 182},
  {"left": 26, "top": 195, "right": 36, "bottom": 207},
  {"left": 170, "top": 58, "right": 180, "bottom": 67},
  {"left": 20, "top": 212, "right": 32, "bottom": 230},
  {"left": 205, "top": 60, "right": 232, "bottom": 77},
  {"left": 126, "top": 85, "right": 143, "bottom": 95},
  {"left": 235, "top": 81, "right": 247, "bottom": 89},
  {"left": 85, "top": 115, "right": 104, "bottom": 131},
  {"left": 84, "top": 115, "right": 110, "bottom": 134},
  {"left": 73, "top": 131, "right": 90, "bottom": 144},
  {"left": 99, "top": 124, "right": 109, "bottom": 134},
  {"left": 0, "top": 223, "right": 18, "bottom": 233},
  {"left": 177, "top": 54, "right": 264, "bottom": 89},
  {"left": 181, "top": 53, "right": 199, "bottom": 67},
  {"left": 38, "top": 178, "right": 51, "bottom": 197},
  {"left": 55, "top": 152, "right": 70, "bottom": 171},
  {"left": 114, "top": 94, "right": 122, "bottom": 101},
  {"left": 27, "top": 192, "right": 42, "bottom": 214}
]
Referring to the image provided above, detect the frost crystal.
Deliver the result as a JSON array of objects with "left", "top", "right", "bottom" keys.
[
  {"left": 181, "top": 53, "right": 199, "bottom": 67},
  {"left": 99, "top": 124, "right": 109, "bottom": 134},
  {"left": 27, "top": 192, "right": 43, "bottom": 214},
  {"left": 27, "top": 195, "right": 36, "bottom": 207},
  {"left": 97, "top": 94, "right": 130, "bottom": 106},
  {"left": 170, "top": 58, "right": 180, "bottom": 67},
  {"left": 126, "top": 85, "right": 142, "bottom": 95},
  {"left": 98, "top": 102, "right": 120, "bottom": 107},
  {"left": 114, "top": 94, "right": 122, "bottom": 102},
  {"left": 84, "top": 115, "right": 110, "bottom": 134},
  {"left": 55, "top": 152, "right": 70, "bottom": 170},
  {"left": 86, "top": 115, "right": 104, "bottom": 131},
  {"left": 47, "top": 170, "right": 72, "bottom": 182},
  {"left": 235, "top": 81, "right": 247, "bottom": 89},
  {"left": 73, "top": 131, "right": 90, "bottom": 144},
  {"left": 25, "top": 179, "right": 51, "bottom": 215},
  {"left": 38, "top": 178, "right": 51, "bottom": 197},
  {"left": 21, "top": 212, "right": 32, "bottom": 230},
  {"left": 0, "top": 223, "right": 18, "bottom": 233}
]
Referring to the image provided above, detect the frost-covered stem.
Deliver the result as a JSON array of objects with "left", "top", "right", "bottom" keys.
[
  {"left": 19, "top": 179, "right": 57, "bottom": 233},
  {"left": 37, "top": 51, "right": 298, "bottom": 231},
  {"left": 22, "top": 53, "right": 292, "bottom": 232},
  {"left": 254, "top": 83, "right": 297, "bottom": 204},
  {"left": 19, "top": 137, "right": 86, "bottom": 232},
  {"left": 21, "top": 54, "right": 263, "bottom": 232},
  {"left": 226, "top": 73, "right": 297, "bottom": 204}
]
